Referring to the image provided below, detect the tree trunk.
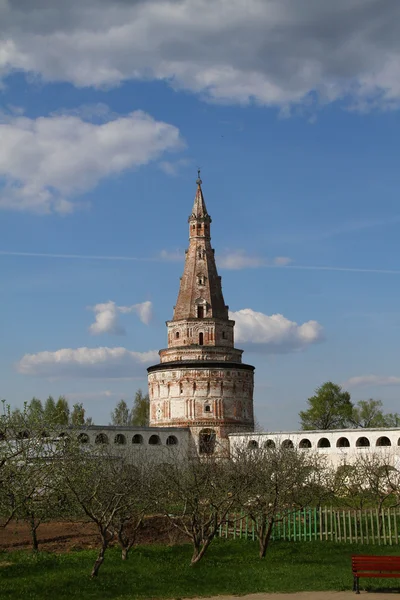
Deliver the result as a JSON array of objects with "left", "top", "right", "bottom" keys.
[
  {"left": 259, "top": 518, "right": 274, "bottom": 559},
  {"left": 29, "top": 516, "right": 39, "bottom": 552},
  {"left": 190, "top": 537, "right": 212, "bottom": 565},
  {"left": 91, "top": 535, "right": 109, "bottom": 577}
]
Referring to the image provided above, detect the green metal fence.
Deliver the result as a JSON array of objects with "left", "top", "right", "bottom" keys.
[{"left": 218, "top": 507, "right": 400, "bottom": 545}]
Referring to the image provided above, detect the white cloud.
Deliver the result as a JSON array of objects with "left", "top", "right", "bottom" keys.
[
  {"left": 89, "top": 300, "right": 153, "bottom": 335},
  {"left": 16, "top": 347, "right": 159, "bottom": 379},
  {"left": 218, "top": 251, "right": 292, "bottom": 270},
  {"left": 0, "top": 109, "right": 183, "bottom": 213},
  {"left": 159, "top": 249, "right": 184, "bottom": 262},
  {"left": 345, "top": 375, "right": 400, "bottom": 388},
  {"left": 1, "top": 1, "right": 400, "bottom": 111},
  {"left": 230, "top": 308, "right": 323, "bottom": 353},
  {"left": 159, "top": 158, "right": 191, "bottom": 176}
]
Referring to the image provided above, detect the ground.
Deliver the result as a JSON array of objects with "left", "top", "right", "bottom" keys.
[{"left": 0, "top": 516, "right": 187, "bottom": 552}]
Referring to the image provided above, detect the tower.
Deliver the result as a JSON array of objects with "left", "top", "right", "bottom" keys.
[{"left": 147, "top": 174, "right": 255, "bottom": 454}]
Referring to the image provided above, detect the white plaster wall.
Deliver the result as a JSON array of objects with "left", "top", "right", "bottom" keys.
[{"left": 229, "top": 428, "right": 400, "bottom": 468}]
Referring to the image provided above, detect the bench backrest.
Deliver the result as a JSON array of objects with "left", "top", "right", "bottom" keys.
[{"left": 353, "top": 555, "right": 400, "bottom": 573}]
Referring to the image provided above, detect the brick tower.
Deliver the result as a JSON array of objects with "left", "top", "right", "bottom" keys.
[{"left": 147, "top": 173, "right": 255, "bottom": 454}]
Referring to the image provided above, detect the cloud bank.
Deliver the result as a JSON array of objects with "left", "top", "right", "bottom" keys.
[
  {"left": 1, "top": 1, "right": 400, "bottom": 111},
  {"left": 218, "top": 251, "right": 291, "bottom": 270},
  {"left": 16, "top": 347, "right": 159, "bottom": 379},
  {"left": 345, "top": 375, "right": 400, "bottom": 388},
  {"left": 230, "top": 308, "right": 323, "bottom": 353},
  {"left": 0, "top": 110, "right": 182, "bottom": 213},
  {"left": 89, "top": 300, "right": 153, "bottom": 335}
]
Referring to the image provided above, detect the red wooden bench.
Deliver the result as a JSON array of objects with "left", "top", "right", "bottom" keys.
[{"left": 352, "top": 555, "right": 400, "bottom": 593}]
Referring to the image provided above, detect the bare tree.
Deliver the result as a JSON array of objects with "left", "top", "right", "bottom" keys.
[
  {"left": 156, "top": 450, "right": 249, "bottom": 565},
  {"left": 233, "top": 443, "right": 328, "bottom": 558},
  {"left": 56, "top": 441, "right": 155, "bottom": 577}
]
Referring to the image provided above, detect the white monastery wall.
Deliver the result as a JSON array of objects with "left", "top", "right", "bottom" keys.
[{"left": 229, "top": 428, "right": 400, "bottom": 468}]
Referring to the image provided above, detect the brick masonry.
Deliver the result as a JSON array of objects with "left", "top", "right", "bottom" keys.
[{"left": 147, "top": 175, "right": 255, "bottom": 454}]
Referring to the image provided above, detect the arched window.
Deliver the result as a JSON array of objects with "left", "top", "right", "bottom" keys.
[
  {"left": 175, "top": 331, "right": 180, "bottom": 339},
  {"left": 132, "top": 434, "right": 143, "bottom": 445},
  {"left": 264, "top": 439, "right": 276, "bottom": 448},
  {"left": 336, "top": 437, "right": 350, "bottom": 448},
  {"left": 376, "top": 436, "right": 391, "bottom": 447},
  {"left": 282, "top": 439, "right": 294, "bottom": 449},
  {"left": 356, "top": 436, "right": 370, "bottom": 447},
  {"left": 248, "top": 440, "right": 259, "bottom": 449},
  {"left": 149, "top": 434, "right": 161, "bottom": 445},
  {"left": 114, "top": 434, "right": 126, "bottom": 445},
  {"left": 199, "top": 429, "right": 216, "bottom": 454},
  {"left": 78, "top": 433, "right": 89, "bottom": 444},
  {"left": 199, "top": 332, "right": 204, "bottom": 345},
  {"left": 95, "top": 433, "right": 109, "bottom": 445},
  {"left": 166, "top": 435, "right": 178, "bottom": 446},
  {"left": 299, "top": 438, "right": 312, "bottom": 448},
  {"left": 317, "top": 438, "right": 331, "bottom": 448},
  {"left": 197, "top": 306, "right": 204, "bottom": 318},
  {"left": 204, "top": 404, "right": 211, "bottom": 413}
]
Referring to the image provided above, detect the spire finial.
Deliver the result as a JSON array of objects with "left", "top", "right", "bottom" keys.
[{"left": 196, "top": 168, "right": 202, "bottom": 186}]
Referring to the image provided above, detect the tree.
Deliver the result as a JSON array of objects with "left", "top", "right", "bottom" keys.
[
  {"left": 130, "top": 390, "right": 149, "bottom": 426},
  {"left": 156, "top": 452, "right": 248, "bottom": 565},
  {"left": 234, "top": 443, "right": 329, "bottom": 558},
  {"left": 28, "top": 398, "right": 44, "bottom": 421},
  {"left": 111, "top": 399, "right": 131, "bottom": 426},
  {"left": 299, "top": 382, "right": 353, "bottom": 430},
  {"left": 0, "top": 401, "right": 65, "bottom": 542},
  {"left": 71, "top": 403, "right": 85, "bottom": 426},
  {"left": 44, "top": 396, "right": 57, "bottom": 423},
  {"left": 54, "top": 396, "right": 70, "bottom": 426},
  {"left": 57, "top": 442, "right": 155, "bottom": 576}
]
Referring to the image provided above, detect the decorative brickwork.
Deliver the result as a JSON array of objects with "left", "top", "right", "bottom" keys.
[{"left": 148, "top": 174, "right": 255, "bottom": 453}]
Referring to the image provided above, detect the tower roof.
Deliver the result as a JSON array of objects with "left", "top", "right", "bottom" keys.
[
  {"left": 189, "top": 171, "right": 211, "bottom": 222},
  {"left": 173, "top": 175, "right": 228, "bottom": 321}
]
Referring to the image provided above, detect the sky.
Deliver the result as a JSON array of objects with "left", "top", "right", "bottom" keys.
[{"left": 2, "top": 0, "right": 400, "bottom": 430}]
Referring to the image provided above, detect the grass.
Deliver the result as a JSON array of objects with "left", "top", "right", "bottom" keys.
[{"left": 1, "top": 539, "right": 400, "bottom": 599}]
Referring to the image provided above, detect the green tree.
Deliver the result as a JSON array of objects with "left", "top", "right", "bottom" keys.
[
  {"left": 299, "top": 382, "right": 353, "bottom": 430},
  {"left": 71, "top": 403, "right": 85, "bottom": 426},
  {"left": 44, "top": 396, "right": 57, "bottom": 423},
  {"left": 28, "top": 397, "right": 44, "bottom": 421},
  {"left": 110, "top": 399, "right": 131, "bottom": 426},
  {"left": 55, "top": 396, "right": 70, "bottom": 426},
  {"left": 350, "top": 399, "right": 400, "bottom": 428},
  {"left": 130, "top": 390, "right": 149, "bottom": 427}
]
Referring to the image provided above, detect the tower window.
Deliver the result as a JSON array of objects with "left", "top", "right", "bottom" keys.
[
  {"left": 197, "top": 305, "right": 204, "bottom": 318},
  {"left": 175, "top": 331, "right": 180, "bottom": 339},
  {"left": 199, "top": 332, "right": 204, "bottom": 345},
  {"left": 205, "top": 404, "right": 211, "bottom": 413},
  {"left": 222, "top": 331, "right": 227, "bottom": 339}
]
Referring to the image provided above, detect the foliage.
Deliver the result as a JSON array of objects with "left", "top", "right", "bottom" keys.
[
  {"left": 70, "top": 403, "right": 85, "bottom": 426},
  {"left": 110, "top": 391, "right": 150, "bottom": 426},
  {"left": 351, "top": 399, "right": 400, "bottom": 428},
  {"left": 130, "top": 389, "right": 149, "bottom": 427},
  {"left": 300, "top": 383, "right": 400, "bottom": 430},
  {"left": 55, "top": 396, "right": 70, "bottom": 425},
  {"left": 2, "top": 540, "right": 400, "bottom": 599},
  {"left": 110, "top": 399, "right": 131, "bottom": 426}
]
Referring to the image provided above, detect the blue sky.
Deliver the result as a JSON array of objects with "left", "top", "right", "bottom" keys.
[{"left": 1, "top": 0, "right": 400, "bottom": 429}]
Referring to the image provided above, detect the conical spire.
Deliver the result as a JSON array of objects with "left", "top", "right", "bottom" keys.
[{"left": 190, "top": 170, "right": 210, "bottom": 221}]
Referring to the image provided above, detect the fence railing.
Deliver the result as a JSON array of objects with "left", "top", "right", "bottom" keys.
[{"left": 218, "top": 507, "right": 400, "bottom": 545}]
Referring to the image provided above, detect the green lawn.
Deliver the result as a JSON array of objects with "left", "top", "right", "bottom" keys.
[{"left": 1, "top": 540, "right": 400, "bottom": 600}]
